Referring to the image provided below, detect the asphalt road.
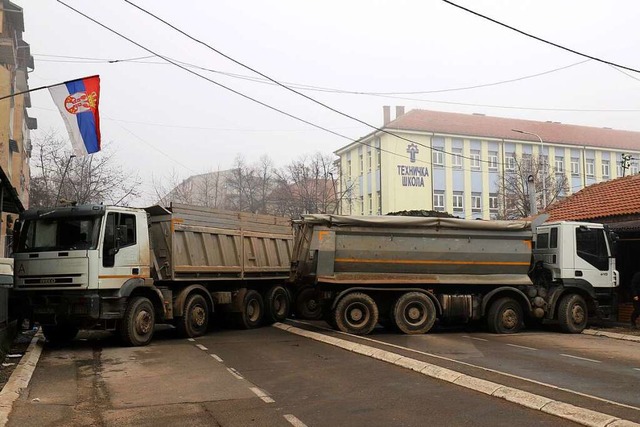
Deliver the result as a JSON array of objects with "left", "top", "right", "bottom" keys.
[{"left": 7, "top": 324, "right": 582, "bottom": 427}]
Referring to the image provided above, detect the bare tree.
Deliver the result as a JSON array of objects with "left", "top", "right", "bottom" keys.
[
  {"left": 497, "top": 154, "right": 568, "bottom": 219},
  {"left": 225, "top": 155, "right": 275, "bottom": 214},
  {"left": 30, "top": 131, "right": 141, "bottom": 208},
  {"left": 272, "top": 153, "right": 338, "bottom": 217}
]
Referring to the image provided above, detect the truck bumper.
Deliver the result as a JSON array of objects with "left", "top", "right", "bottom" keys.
[{"left": 12, "top": 290, "right": 125, "bottom": 326}]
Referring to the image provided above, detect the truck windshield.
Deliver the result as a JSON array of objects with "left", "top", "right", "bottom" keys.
[{"left": 17, "top": 216, "right": 102, "bottom": 252}]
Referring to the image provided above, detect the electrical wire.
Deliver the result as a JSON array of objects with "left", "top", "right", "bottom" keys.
[{"left": 441, "top": 0, "right": 640, "bottom": 74}]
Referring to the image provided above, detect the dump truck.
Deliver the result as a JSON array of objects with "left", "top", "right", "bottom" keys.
[
  {"left": 11, "top": 203, "right": 293, "bottom": 345},
  {"left": 289, "top": 214, "right": 618, "bottom": 335}
]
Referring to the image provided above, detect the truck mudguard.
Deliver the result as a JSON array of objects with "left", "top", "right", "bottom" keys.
[
  {"left": 481, "top": 287, "right": 532, "bottom": 316},
  {"left": 173, "top": 284, "right": 215, "bottom": 318},
  {"left": 546, "top": 279, "right": 597, "bottom": 319},
  {"left": 116, "top": 278, "right": 167, "bottom": 318}
]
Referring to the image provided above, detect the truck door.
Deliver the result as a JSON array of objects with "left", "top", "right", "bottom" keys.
[
  {"left": 574, "top": 227, "right": 614, "bottom": 289},
  {"left": 99, "top": 211, "right": 141, "bottom": 290}
]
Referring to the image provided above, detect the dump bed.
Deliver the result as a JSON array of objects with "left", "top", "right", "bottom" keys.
[
  {"left": 146, "top": 203, "right": 293, "bottom": 281},
  {"left": 291, "top": 214, "right": 534, "bottom": 287}
]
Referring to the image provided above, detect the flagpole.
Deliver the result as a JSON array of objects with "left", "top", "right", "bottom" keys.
[
  {"left": 0, "top": 75, "right": 100, "bottom": 102},
  {"left": 55, "top": 155, "right": 76, "bottom": 207}
]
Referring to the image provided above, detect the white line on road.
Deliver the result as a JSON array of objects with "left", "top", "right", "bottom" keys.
[
  {"left": 196, "top": 344, "right": 208, "bottom": 351},
  {"left": 462, "top": 335, "right": 488, "bottom": 342},
  {"left": 250, "top": 387, "right": 275, "bottom": 403},
  {"left": 560, "top": 354, "right": 601, "bottom": 364},
  {"left": 285, "top": 320, "right": 640, "bottom": 413},
  {"left": 187, "top": 338, "right": 195, "bottom": 342},
  {"left": 227, "top": 367, "right": 244, "bottom": 380},
  {"left": 506, "top": 344, "right": 538, "bottom": 351},
  {"left": 284, "top": 414, "right": 308, "bottom": 427},
  {"left": 633, "top": 368, "right": 640, "bottom": 372},
  {"left": 210, "top": 354, "right": 223, "bottom": 362}
]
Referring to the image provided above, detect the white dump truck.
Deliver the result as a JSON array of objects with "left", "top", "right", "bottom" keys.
[
  {"left": 12, "top": 203, "right": 293, "bottom": 345},
  {"left": 288, "top": 215, "right": 619, "bottom": 335}
]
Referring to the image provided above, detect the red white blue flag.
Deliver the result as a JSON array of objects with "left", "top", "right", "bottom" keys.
[{"left": 48, "top": 75, "right": 101, "bottom": 156}]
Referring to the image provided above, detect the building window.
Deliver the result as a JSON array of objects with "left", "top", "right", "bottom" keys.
[
  {"left": 453, "top": 192, "right": 463, "bottom": 212},
  {"left": 488, "top": 152, "right": 498, "bottom": 171},
  {"left": 471, "top": 150, "right": 481, "bottom": 170},
  {"left": 585, "top": 159, "right": 595, "bottom": 176},
  {"left": 571, "top": 158, "right": 580, "bottom": 175},
  {"left": 368, "top": 195, "right": 372, "bottom": 215},
  {"left": 377, "top": 150, "right": 381, "bottom": 168},
  {"left": 602, "top": 160, "right": 610, "bottom": 178},
  {"left": 347, "top": 160, "right": 352, "bottom": 178},
  {"left": 376, "top": 191, "right": 381, "bottom": 214},
  {"left": 368, "top": 151, "right": 372, "bottom": 172},
  {"left": 506, "top": 154, "right": 516, "bottom": 171},
  {"left": 359, "top": 155, "right": 364, "bottom": 175},
  {"left": 489, "top": 193, "right": 498, "bottom": 211},
  {"left": 433, "top": 149, "right": 444, "bottom": 166},
  {"left": 360, "top": 196, "right": 364, "bottom": 215},
  {"left": 555, "top": 156, "right": 564, "bottom": 174},
  {"left": 433, "top": 192, "right": 445, "bottom": 211},
  {"left": 632, "top": 162, "right": 639, "bottom": 175},
  {"left": 452, "top": 149, "right": 462, "bottom": 168},
  {"left": 471, "top": 193, "right": 481, "bottom": 212}
]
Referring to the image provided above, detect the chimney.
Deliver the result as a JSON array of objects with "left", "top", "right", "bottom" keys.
[
  {"left": 395, "top": 106, "right": 405, "bottom": 119},
  {"left": 383, "top": 106, "right": 391, "bottom": 125}
]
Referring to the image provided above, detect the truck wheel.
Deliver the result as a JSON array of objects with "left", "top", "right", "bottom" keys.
[
  {"left": 294, "top": 286, "right": 323, "bottom": 320},
  {"left": 487, "top": 297, "right": 523, "bottom": 334},
  {"left": 323, "top": 309, "right": 338, "bottom": 329},
  {"left": 120, "top": 296, "right": 155, "bottom": 346},
  {"left": 392, "top": 292, "right": 436, "bottom": 335},
  {"left": 333, "top": 292, "right": 379, "bottom": 335},
  {"left": 177, "top": 294, "right": 209, "bottom": 338},
  {"left": 264, "top": 285, "right": 290, "bottom": 324},
  {"left": 557, "top": 294, "right": 587, "bottom": 333},
  {"left": 236, "top": 290, "right": 264, "bottom": 329},
  {"left": 42, "top": 323, "right": 79, "bottom": 344}
]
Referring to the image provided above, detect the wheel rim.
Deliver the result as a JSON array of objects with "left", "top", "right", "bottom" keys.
[
  {"left": 191, "top": 305, "right": 206, "bottom": 328},
  {"left": 135, "top": 308, "right": 153, "bottom": 335},
  {"left": 571, "top": 304, "right": 585, "bottom": 325},
  {"left": 273, "top": 293, "right": 287, "bottom": 317},
  {"left": 501, "top": 308, "right": 518, "bottom": 330},
  {"left": 247, "top": 299, "right": 261, "bottom": 322},
  {"left": 403, "top": 302, "right": 428, "bottom": 326},
  {"left": 345, "top": 302, "right": 370, "bottom": 328}
]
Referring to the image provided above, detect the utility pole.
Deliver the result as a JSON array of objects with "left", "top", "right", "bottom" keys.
[
  {"left": 621, "top": 153, "right": 633, "bottom": 177},
  {"left": 512, "top": 129, "right": 546, "bottom": 209}
]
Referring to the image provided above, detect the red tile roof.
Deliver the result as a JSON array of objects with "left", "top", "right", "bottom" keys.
[
  {"left": 385, "top": 109, "right": 640, "bottom": 151},
  {"left": 545, "top": 174, "right": 640, "bottom": 221}
]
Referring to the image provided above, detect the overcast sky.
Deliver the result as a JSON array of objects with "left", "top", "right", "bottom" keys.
[{"left": 16, "top": 0, "right": 640, "bottom": 205}]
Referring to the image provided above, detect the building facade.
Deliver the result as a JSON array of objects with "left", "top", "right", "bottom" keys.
[
  {"left": 335, "top": 107, "right": 640, "bottom": 219},
  {"left": 0, "top": 1, "right": 35, "bottom": 252}
]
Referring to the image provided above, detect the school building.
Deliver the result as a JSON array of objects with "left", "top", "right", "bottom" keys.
[{"left": 334, "top": 107, "right": 640, "bottom": 219}]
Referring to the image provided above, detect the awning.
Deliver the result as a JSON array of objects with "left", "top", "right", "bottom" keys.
[
  {"left": 607, "top": 219, "right": 640, "bottom": 232},
  {"left": 0, "top": 166, "right": 23, "bottom": 214}
]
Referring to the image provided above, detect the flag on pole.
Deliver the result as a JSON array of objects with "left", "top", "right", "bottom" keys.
[{"left": 48, "top": 75, "right": 101, "bottom": 156}]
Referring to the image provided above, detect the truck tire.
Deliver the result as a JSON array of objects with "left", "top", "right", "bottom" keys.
[
  {"left": 42, "top": 323, "right": 79, "bottom": 345},
  {"left": 120, "top": 296, "right": 155, "bottom": 346},
  {"left": 264, "top": 285, "right": 291, "bottom": 324},
  {"left": 235, "top": 290, "right": 264, "bottom": 329},
  {"left": 487, "top": 297, "right": 523, "bottom": 334},
  {"left": 333, "top": 292, "right": 379, "bottom": 335},
  {"left": 557, "top": 294, "right": 587, "bottom": 333},
  {"left": 392, "top": 292, "right": 437, "bottom": 335},
  {"left": 294, "top": 286, "right": 323, "bottom": 320},
  {"left": 177, "top": 294, "right": 209, "bottom": 338}
]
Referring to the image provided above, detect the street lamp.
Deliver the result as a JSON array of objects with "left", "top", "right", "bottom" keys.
[{"left": 512, "top": 129, "right": 547, "bottom": 209}]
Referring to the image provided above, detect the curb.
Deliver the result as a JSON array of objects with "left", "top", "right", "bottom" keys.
[
  {"left": 274, "top": 323, "right": 640, "bottom": 427},
  {"left": 0, "top": 329, "right": 44, "bottom": 427},
  {"left": 583, "top": 329, "right": 640, "bottom": 343}
]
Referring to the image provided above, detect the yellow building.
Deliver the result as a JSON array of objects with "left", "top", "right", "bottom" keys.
[
  {"left": 0, "top": 1, "right": 35, "bottom": 253},
  {"left": 335, "top": 107, "right": 640, "bottom": 219}
]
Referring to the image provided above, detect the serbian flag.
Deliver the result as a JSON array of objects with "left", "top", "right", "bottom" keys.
[{"left": 48, "top": 75, "right": 101, "bottom": 156}]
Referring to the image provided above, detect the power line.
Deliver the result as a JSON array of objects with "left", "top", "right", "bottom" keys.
[
  {"left": 441, "top": 0, "right": 640, "bottom": 74},
  {"left": 123, "top": 0, "right": 505, "bottom": 169}
]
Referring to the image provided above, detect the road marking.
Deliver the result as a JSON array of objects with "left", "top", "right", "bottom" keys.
[
  {"left": 633, "top": 368, "right": 640, "bottom": 372},
  {"left": 560, "top": 354, "right": 601, "bottom": 364},
  {"left": 227, "top": 367, "right": 244, "bottom": 380},
  {"left": 250, "top": 387, "right": 275, "bottom": 403},
  {"left": 196, "top": 344, "right": 208, "bottom": 351},
  {"left": 506, "top": 344, "right": 537, "bottom": 351},
  {"left": 210, "top": 354, "right": 223, "bottom": 362},
  {"left": 284, "top": 414, "right": 308, "bottom": 427},
  {"left": 187, "top": 338, "right": 195, "bottom": 342},
  {"left": 284, "top": 320, "right": 640, "bottom": 413},
  {"left": 462, "top": 335, "right": 488, "bottom": 342}
]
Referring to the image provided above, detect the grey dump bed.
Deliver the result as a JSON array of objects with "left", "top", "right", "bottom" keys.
[
  {"left": 146, "top": 203, "right": 293, "bottom": 281},
  {"left": 292, "top": 214, "right": 534, "bottom": 286}
]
